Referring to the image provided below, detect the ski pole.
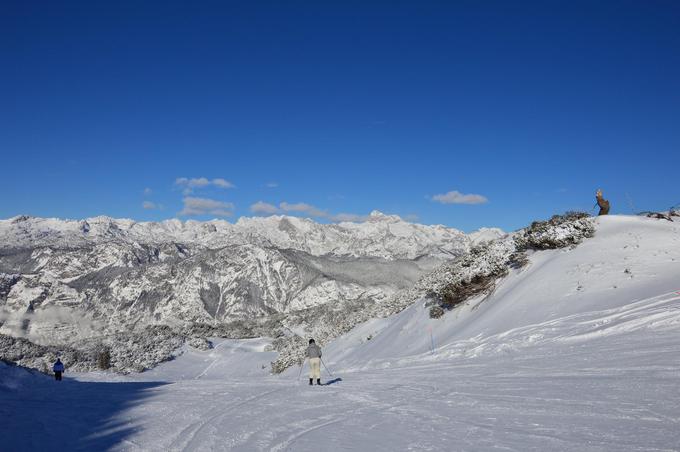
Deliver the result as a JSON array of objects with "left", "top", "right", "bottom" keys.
[
  {"left": 297, "top": 359, "right": 306, "bottom": 380},
  {"left": 320, "top": 357, "right": 333, "bottom": 377}
]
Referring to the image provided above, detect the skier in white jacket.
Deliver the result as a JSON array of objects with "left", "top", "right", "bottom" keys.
[{"left": 306, "top": 339, "right": 322, "bottom": 386}]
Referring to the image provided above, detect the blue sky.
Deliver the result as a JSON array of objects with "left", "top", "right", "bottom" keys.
[{"left": 1, "top": 1, "right": 679, "bottom": 232}]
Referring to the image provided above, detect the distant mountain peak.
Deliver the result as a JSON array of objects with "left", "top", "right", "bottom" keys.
[{"left": 367, "top": 210, "right": 402, "bottom": 223}]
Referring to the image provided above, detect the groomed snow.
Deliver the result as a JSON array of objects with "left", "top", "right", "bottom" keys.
[{"left": 2, "top": 215, "right": 679, "bottom": 451}]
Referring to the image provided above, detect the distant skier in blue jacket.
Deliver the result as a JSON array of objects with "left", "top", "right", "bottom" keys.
[
  {"left": 53, "top": 358, "right": 64, "bottom": 381},
  {"left": 306, "top": 339, "right": 322, "bottom": 386}
]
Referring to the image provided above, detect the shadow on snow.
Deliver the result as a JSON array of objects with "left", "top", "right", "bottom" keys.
[{"left": 0, "top": 370, "right": 168, "bottom": 451}]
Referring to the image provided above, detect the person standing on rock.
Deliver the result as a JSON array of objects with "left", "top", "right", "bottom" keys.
[
  {"left": 306, "top": 339, "right": 322, "bottom": 386},
  {"left": 53, "top": 358, "right": 64, "bottom": 381},
  {"left": 596, "top": 189, "right": 610, "bottom": 215}
]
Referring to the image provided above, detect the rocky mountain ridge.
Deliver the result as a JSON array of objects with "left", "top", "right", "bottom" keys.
[
  {"left": 0, "top": 213, "right": 503, "bottom": 370},
  {"left": 1, "top": 211, "right": 494, "bottom": 260}
]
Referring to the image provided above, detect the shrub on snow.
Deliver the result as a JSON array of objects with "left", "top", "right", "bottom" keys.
[
  {"left": 426, "top": 212, "right": 595, "bottom": 318},
  {"left": 514, "top": 211, "right": 594, "bottom": 251}
]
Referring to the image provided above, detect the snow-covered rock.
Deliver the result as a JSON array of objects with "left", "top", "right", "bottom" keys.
[
  {"left": 0, "top": 213, "right": 490, "bottom": 371},
  {"left": 0, "top": 212, "right": 471, "bottom": 260}
]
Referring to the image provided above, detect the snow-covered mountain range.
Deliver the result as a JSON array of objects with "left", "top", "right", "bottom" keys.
[
  {"left": 0, "top": 212, "right": 503, "bottom": 348},
  {"left": 3, "top": 214, "right": 679, "bottom": 451}
]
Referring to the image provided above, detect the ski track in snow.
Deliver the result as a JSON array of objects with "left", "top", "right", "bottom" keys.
[
  {"left": 173, "top": 388, "right": 282, "bottom": 451},
  {"left": 4, "top": 296, "right": 680, "bottom": 451},
  {"left": 69, "top": 298, "right": 680, "bottom": 452},
  {"left": 194, "top": 340, "right": 242, "bottom": 380}
]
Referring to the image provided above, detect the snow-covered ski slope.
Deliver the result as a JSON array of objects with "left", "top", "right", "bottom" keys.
[{"left": 2, "top": 215, "right": 680, "bottom": 451}]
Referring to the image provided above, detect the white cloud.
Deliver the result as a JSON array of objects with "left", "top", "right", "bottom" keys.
[
  {"left": 176, "top": 177, "right": 209, "bottom": 188},
  {"left": 279, "top": 202, "right": 328, "bottom": 217},
  {"left": 143, "top": 188, "right": 153, "bottom": 196},
  {"left": 142, "top": 201, "right": 158, "bottom": 210},
  {"left": 212, "top": 178, "right": 235, "bottom": 189},
  {"left": 179, "top": 197, "right": 234, "bottom": 217},
  {"left": 209, "top": 209, "right": 233, "bottom": 217},
  {"left": 432, "top": 190, "right": 488, "bottom": 205},
  {"left": 175, "top": 177, "right": 235, "bottom": 194},
  {"left": 265, "top": 182, "right": 279, "bottom": 188},
  {"left": 250, "top": 201, "right": 280, "bottom": 214},
  {"left": 249, "top": 201, "right": 373, "bottom": 223}
]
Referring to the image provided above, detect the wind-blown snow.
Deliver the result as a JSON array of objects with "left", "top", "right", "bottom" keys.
[{"left": 2, "top": 215, "right": 679, "bottom": 450}]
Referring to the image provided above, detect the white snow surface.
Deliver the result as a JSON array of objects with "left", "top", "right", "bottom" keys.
[{"left": 2, "top": 215, "right": 680, "bottom": 451}]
